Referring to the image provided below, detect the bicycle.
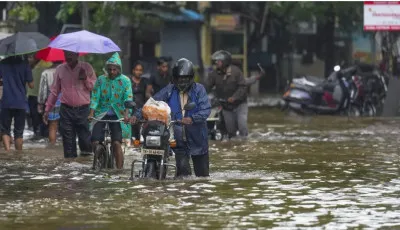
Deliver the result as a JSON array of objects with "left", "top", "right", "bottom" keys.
[{"left": 91, "top": 117, "right": 126, "bottom": 171}]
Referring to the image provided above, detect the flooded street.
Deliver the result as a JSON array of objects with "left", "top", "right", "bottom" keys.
[{"left": 0, "top": 108, "right": 399, "bottom": 229}]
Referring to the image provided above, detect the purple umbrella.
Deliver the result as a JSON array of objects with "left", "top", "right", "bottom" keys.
[{"left": 48, "top": 30, "right": 121, "bottom": 54}]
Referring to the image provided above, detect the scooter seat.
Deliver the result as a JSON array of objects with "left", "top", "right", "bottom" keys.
[
  {"left": 305, "top": 76, "right": 325, "bottom": 85},
  {"left": 311, "top": 85, "right": 325, "bottom": 94}
]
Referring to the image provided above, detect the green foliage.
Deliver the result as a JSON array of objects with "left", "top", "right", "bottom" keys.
[
  {"left": 237, "top": 1, "right": 363, "bottom": 34},
  {"left": 268, "top": 2, "right": 363, "bottom": 30},
  {"left": 6, "top": 2, "right": 180, "bottom": 73},
  {"left": 301, "top": 2, "right": 363, "bottom": 32},
  {"left": 9, "top": 3, "right": 39, "bottom": 23},
  {"left": 55, "top": 2, "right": 79, "bottom": 23},
  {"left": 55, "top": 2, "right": 165, "bottom": 34},
  {"left": 54, "top": 2, "right": 171, "bottom": 73}
]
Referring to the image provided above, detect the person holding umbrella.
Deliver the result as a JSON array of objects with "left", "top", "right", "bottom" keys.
[
  {"left": 43, "top": 30, "right": 121, "bottom": 158},
  {"left": 37, "top": 35, "right": 84, "bottom": 145},
  {"left": 0, "top": 56, "right": 34, "bottom": 151},
  {"left": 43, "top": 50, "right": 96, "bottom": 158},
  {"left": 0, "top": 32, "right": 49, "bottom": 151}
]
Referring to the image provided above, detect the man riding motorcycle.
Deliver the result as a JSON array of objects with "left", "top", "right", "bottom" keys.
[
  {"left": 130, "top": 58, "right": 211, "bottom": 177},
  {"left": 207, "top": 50, "right": 248, "bottom": 140}
]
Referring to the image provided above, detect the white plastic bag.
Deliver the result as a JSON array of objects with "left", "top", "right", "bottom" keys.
[{"left": 142, "top": 97, "right": 171, "bottom": 125}]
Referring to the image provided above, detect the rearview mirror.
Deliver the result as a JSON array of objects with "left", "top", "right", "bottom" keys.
[
  {"left": 333, "top": 65, "right": 341, "bottom": 72},
  {"left": 183, "top": 102, "right": 196, "bottom": 111},
  {"left": 124, "top": 101, "right": 136, "bottom": 109}
]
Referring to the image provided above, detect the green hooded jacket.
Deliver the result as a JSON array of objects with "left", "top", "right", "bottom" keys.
[{"left": 90, "top": 52, "right": 133, "bottom": 139}]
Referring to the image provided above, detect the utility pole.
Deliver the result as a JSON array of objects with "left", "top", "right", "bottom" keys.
[
  {"left": 381, "top": 32, "right": 400, "bottom": 117},
  {"left": 81, "top": 2, "right": 89, "bottom": 30}
]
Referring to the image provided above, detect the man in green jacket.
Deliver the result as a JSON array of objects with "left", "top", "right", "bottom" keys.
[{"left": 89, "top": 53, "right": 133, "bottom": 169}]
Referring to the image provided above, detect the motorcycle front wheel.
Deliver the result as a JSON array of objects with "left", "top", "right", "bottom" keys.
[
  {"left": 144, "top": 160, "right": 158, "bottom": 179},
  {"left": 213, "top": 130, "right": 223, "bottom": 141},
  {"left": 158, "top": 164, "right": 167, "bottom": 180}
]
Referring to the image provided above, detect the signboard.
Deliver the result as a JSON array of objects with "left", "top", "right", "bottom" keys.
[
  {"left": 364, "top": 1, "right": 400, "bottom": 30},
  {"left": 210, "top": 14, "right": 240, "bottom": 31},
  {"left": 352, "top": 33, "right": 373, "bottom": 62},
  {"left": 198, "top": 1, "right": 210, "bottom": 12}
]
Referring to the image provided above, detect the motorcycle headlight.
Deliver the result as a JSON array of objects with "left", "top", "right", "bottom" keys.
[{"left": 145, "top": 136, "right": 161, "bottom": 147}]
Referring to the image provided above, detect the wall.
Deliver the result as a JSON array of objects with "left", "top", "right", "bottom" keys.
[{"left": 161, "top": 22, "right": 200, "bottom": 65}]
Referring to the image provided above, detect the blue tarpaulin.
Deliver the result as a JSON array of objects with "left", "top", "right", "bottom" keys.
[{"left": 142, "top": 8, "right": 204, "bottom": 22}]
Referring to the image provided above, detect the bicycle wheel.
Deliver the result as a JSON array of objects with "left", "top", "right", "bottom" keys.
[
  {"left": 107, "top": 145, "right": 115, "bottom": 169},
  {"left": 93, "top": 144, "right": 107, "bottom": 171}
]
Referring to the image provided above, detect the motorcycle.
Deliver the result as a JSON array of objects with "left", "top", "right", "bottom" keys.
[
  {"left": 127, "top": 101, "right": 196, "bottom": 180},
  {"left": 207, "top": 93, "right": 224, "bottom": 141},
  {"left": 282, "top": 65, "right": 358, "bottom": 116},
  {"left": 363, "top": 70, "right": 388, "bottom": 116}
]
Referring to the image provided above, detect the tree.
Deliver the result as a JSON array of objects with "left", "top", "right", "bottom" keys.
[
  {"left": 8, "top": 2, "right": 39, "bottom": 24},
  {"left": 54, "top": 2, "right": 181, "bottom": 73},
  {"left": 235, "top": 2, "right": 363, "bottom": 92},
  {"left": 7, "top": 2, "right": 182, "bottom": 73},
  {"left": 304, "top": 2, "right": 363, "bottom": 76}
]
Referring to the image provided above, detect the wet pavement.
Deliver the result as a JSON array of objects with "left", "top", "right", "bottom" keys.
[{"left": 0, "top": 108, "right": 399, "bottom": 229}]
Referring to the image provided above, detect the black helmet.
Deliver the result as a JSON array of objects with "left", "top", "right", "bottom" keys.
[
  {"left": 172, "top": 58, "right": 195, "bottom": 92},
  {"left": 211, "top": 50, "right": 232, "bottom": 68}
]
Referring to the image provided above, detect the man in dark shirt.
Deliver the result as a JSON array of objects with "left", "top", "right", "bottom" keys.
[
  {"left": 0, "top": 56, "right": 34, "bottom": 151},
  {"left": 149, "top": 58, "right": 171, "bottom": 94}
]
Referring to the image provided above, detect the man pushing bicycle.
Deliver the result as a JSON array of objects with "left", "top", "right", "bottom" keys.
[{"left": 88, "top": 53, "right": 133, "bottom": 169}]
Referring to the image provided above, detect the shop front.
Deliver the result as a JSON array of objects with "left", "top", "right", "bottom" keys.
[{"left": 202, "top": 13, "right": 248, "bottom": 78}]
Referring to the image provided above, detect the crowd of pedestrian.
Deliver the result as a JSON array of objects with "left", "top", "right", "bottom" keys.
[
  {"left": 0, "top": 43, "right": 259, "bottom": 177},
  {"left": 0, "top": 51, "right": 175, "bottom": 152}
]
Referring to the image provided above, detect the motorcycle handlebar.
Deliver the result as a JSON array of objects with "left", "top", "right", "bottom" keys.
[{"left": 134, "top": 119, "right": 182, "bottom": 125}]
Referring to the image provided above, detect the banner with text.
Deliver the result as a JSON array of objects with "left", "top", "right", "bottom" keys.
[{"left": 364, "top": 1, "right": 400, "bottom": 31}]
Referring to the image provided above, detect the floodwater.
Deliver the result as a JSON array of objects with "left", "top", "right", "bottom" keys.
[{"left": 0, "top": 108, "right": 399, "bottom": 229}]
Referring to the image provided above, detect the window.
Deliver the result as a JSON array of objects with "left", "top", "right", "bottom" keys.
[
  {"left": 211, "top": 31, "right": 244, "bottom": 55},
  {"left": 232, "top": 58, "right": 244, "bottom": 70}
]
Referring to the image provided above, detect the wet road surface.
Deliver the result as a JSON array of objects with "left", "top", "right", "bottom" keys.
[{"left": 0, "top": 108, "right": 399, "bottom": 229}]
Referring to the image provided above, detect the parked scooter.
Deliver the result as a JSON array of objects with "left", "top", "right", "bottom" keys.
[
  {"left": 128, "top": 101, "right": 196, "bottom": 180},
  {"left": 282, "top": 65, "right": 358, "bottom": 116}
]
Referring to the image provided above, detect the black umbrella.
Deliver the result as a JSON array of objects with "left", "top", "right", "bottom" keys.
[{"left": 0, "top": 32, "right": 50, "bottom": 56}]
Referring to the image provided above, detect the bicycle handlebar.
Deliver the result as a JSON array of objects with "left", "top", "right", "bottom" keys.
[{"left": 91, "top": 117, "right": 125, "bottom": 123}]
